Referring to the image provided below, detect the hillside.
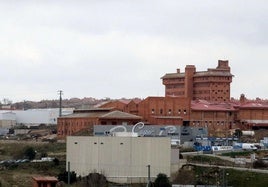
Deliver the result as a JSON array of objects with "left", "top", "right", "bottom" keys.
[{"left": 10, "top": 97, "right": 109, "bottom": 110}]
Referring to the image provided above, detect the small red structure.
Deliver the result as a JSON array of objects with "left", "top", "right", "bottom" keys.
[{"left": 32, "top": 176, "right": 58, "bottom": 187}]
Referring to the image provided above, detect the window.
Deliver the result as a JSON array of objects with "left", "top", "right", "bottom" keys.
[
  {"left": 151, "top": 109, "right": 155, "bottom": 114},
  {"left": 160, "top": 109, "right": 163, "bottom": 114},
  {"left": 168, "top": 109, "right": 172, "bottom": 115},
  {"left": 101, "top": 121, "right": 107, "bottom": 125}
]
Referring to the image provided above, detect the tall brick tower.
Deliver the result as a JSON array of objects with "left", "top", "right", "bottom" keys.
[
  {"left": 185, "top": 65, "right": 196, "bottom": 99},
  {"left": 161, "top": 60, "right": 233, "bottom": 102}
]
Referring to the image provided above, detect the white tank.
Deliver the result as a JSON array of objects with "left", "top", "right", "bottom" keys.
[
  {"left": 112, "top": 132, "right": 138, "bottom": 137},
  {"left": 242, "top": 131, "right": 255, "bottom": 136}
]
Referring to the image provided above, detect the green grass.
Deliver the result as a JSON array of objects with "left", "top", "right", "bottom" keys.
[
  {"left": 175, "top": 165, "right": 268, "bottom": 187},
  {"left": 186, "top": 155, "right": 233, "bottom": 166},
  {"left": 221, "top": 151, "right": 255, "bottom": 158}
]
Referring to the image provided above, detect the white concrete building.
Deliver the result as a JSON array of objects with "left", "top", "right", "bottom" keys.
[
  {"left": 0, "top": 111, "right": 16, "bottom": 135},
  {"left": 14, "top": 108, "right": 73, "bottom": 127},
  {"left": 67, "top": 136, "right": 171, "bottom": 184},
  {"left": 0, "top": 111, "right": 16, "bottom": 128}
]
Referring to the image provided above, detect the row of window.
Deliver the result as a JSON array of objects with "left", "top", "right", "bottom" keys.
[
  {"left": 151, "top": 109, "right": 187, "bottom": 115},
  {"left": 166, "top": 84, "right": 184, "bottom": 89},
  {"left": 194, "top": 76, "right": 231, "bottom": 81},
  {"left": 166, "top": 91, "right": 185, "bottom": 96},
  {"left": 192, "top": 121, "right": 232, "bottom": 126}
]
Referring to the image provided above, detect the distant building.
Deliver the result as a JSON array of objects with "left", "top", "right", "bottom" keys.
[
  {"left": 0, "top": 111, "right": 16, "bottom": 128},
  {"left": 67, "top": 136, "right": 171, "bottom": 184},
  {"left": 14, "top": 108, "right": 73, "bottom": 127},
  {"left": 161, "top": 60, "right": 233, "bottom": 102},
  {"left": 0, "top": 111, "right": 16, "bottom": 135}
]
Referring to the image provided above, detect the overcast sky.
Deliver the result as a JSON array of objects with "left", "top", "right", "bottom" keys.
[{"left": 0, "top": 0, "right": 267, "bottom": 102}]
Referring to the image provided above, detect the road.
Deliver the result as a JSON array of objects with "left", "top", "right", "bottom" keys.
[{"left": 187, "top": 162, "right": 268, "bottom": 174}]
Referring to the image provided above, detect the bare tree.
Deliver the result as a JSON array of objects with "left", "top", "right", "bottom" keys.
[{"left": 2, "top": 98, "right": 12, "bottom": 105}]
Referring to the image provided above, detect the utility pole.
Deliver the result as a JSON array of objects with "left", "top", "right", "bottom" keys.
[
  {"left": 58, "top": 90, "right": 63, "bottom": 117},
  {"left": 68, "top": 161, "right": 70, "bottom": 186},
  {"left": 147, "top": 164, "right": 151, "bottom": 187}
]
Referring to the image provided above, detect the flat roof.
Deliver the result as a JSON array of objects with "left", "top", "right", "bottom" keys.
[{"left": 32, "top": 176, "right": 58, "bottom": 182}]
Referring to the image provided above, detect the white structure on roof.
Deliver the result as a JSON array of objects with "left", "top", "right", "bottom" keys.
[{"left": 67, "top": 136, "right": 171, "bottom": 184}]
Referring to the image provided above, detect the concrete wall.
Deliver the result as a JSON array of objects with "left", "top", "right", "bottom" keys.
[
  {"left": 0, "top": 112, "right": 16, "bottom": 128},
  {"left": 67, "top": 136, "right": 171, "bottom": 183}
]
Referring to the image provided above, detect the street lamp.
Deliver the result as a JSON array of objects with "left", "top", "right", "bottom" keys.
[{"left": 225, "top": 172, "right": 229, "bottom": 187}]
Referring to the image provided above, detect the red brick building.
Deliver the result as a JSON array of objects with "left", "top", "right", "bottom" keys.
[
  {"left": 161, "top": 60, "right": 233, "bottom": 102},
  {"left": 136, "top": 96, "right": 190, "bottom": 125},
  {"left": 57, "top": 60, "right": 268, "bottom": 138},
  {"left": 235, "top": 94, "right": 268, "bottom": 129},
  {"left": 32, "top": 176, "right": 58, "bottom": 187},
  {"left": 190, "top": 100, "right": 237, "bottom": 136},
  {"left": 57, "top": 108, "right": 141, "bottom": 139}
]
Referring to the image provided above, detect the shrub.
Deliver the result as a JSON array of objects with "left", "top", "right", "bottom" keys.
[
  {"left": 58, "top": 171, "right": 77, "bottom": 184},
  {"left": 24, "top": 147, "right": 36, "bottom": 160},
  {"left": 253, "top": 160, "right": 268, "bottom": 168},
  {"left": 154, "top": 173, "right": 171, "bottom": 187}
]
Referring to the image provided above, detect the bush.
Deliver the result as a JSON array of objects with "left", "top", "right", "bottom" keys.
[
  {"left": 79, "top": 173, "right": 108, "bottom": 187},
  {"left": 53, "top": 158, "right": 60, "bottom": 166},
  {"left": 253, "top": 160, "right": 268, "bottom": 168},
  {"left": 24, "top": 147, "right": 36, "bottom": 160},
  {"left": 154, "top": 173, "right": 171, "bottom": 187},
  {"left": 58, "top": 171, "right": 77, "bottom": 184}
]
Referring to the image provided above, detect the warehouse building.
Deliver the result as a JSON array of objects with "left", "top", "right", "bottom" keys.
[{"left": 67, "top": 136, "right": 171, "bottom": 184}]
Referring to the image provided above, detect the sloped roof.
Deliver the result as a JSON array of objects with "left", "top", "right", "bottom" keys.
[
  {"left": 100, "top": 110, "right": 141, "bottom": 120},
  {"left": 161, "top": 73, "right": 185, "bottom": 79},
  {"left": 161, "top": 70, "right": 233, "bottom": 79},
  {"left": 239, "top": 102, "right": 268, "bottom": 109},
  {"left": 191, "top": 100, "right": 236, "bottom": 111},
  {"left": 60, "top": 110, "right": 141, "bottom": 120}
]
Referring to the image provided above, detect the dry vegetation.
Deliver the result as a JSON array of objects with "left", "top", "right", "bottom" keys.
[{"left": 0, "top": 140, "right": 66, "bottom": 187}]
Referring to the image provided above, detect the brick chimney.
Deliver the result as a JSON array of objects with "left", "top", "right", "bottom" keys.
[
  {"left": 217, "top": 60, "right": 230, "bottom": 71},
  {"left": 185, "top": 65, "right": 196, "bottom": 99},
  {"left": 240, "top": 94, "right": 246, "bottom": 104}
]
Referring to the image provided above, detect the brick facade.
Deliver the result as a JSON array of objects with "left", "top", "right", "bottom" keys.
[
  {"left": 57, "top": 109, "right": 141, "bottom": 139},
  {"left": 58, "top": 60, "right": 268, "bottom": 138},
  {"left": 162, "top": 60, "right": 233, "bottom": 102},
  {"left": 136, "top": 96, "right": 190, "bottom": 125}
]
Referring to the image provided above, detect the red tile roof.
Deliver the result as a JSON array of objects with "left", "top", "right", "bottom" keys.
[
  {"left": 191, "top": 100, "right": 236, "bottom": 111},
  {"left": 32, "top": 176, "right": 58, "bottom": 182},
  {"left": 239, "top": 102, "right": 268, "bottom": 109}
]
